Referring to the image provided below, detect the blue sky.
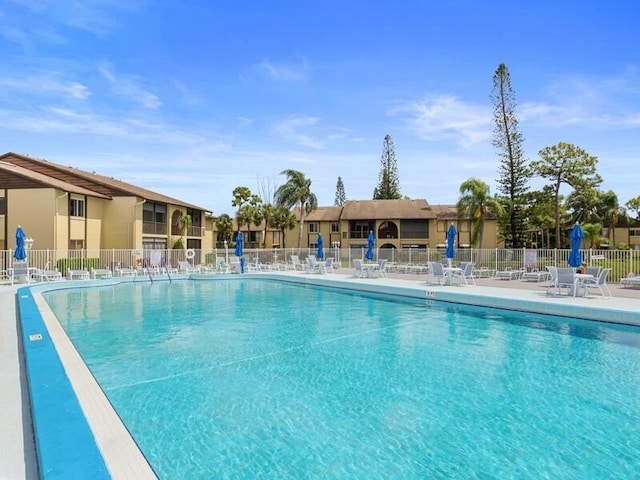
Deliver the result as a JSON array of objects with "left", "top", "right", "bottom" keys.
[{"left": 1, "top": 1, "right": 639, "bottom": 215}]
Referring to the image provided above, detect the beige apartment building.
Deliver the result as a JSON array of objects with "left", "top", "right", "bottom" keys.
[
  {"left": 283, "top": 199, "right": 502, "bottom": 252},
  {"left": 0, "top": 152, "right": 213, "bottom": 253}
]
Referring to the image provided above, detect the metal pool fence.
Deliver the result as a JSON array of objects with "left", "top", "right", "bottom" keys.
[{"left": 2, "top": 247, "right": 639, "bottom": 283}]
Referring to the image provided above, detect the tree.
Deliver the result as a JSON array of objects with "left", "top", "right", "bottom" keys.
[
  {"left": 275, "top": 169, "right": 318, "bottom": 250},
  {"left": 260, "top": 203, "right": 276, "bottom": 247},
  {"left": 335, "top": 176, "right": 346, "bottom": 206},
  {"left": 531, "top": 142, "right": 602, "bottom": 248},
  {"left": 232, "top": 186, "right": 261, "bottom": 232},
  {"left": 270, "top": 206, "right": 298, "bottom": 248},
  {"left": 626, "top": 195, "right": 640, "bottom": 221},
  {"left": 564, "top": 186, "right": 601, "bottom": 225},
  {"left": 582, "top": 222, "right": 602, "bottom": 248},
  {"left": 214, "top": 214, "right": 234, "bottom": 246},
  {"left": 523, "top": 186, "right": 558, "bottom": 248},
  {"left": 373, "top": 134, "right": 402, "bottom": 199},
  {"left": 491, "top": 64, "right": 531, "bottom": 248},
  {"left": 179, "top": 213, "right": 192, "bottom": 241},
  {"left": 456, "top": 178, "right": 502, "bottom": 248},
  {"left": 599, "top": 190, "right": 626, "bottom": 247}
]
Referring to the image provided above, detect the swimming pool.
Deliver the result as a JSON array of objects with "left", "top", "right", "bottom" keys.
[{"left": 43, "top": 279, "right": 640, "bottom": 478}]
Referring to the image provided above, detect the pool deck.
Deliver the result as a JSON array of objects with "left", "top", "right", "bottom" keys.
[{"left": 2, "top": 271, "right": 640, "bottom": 479}]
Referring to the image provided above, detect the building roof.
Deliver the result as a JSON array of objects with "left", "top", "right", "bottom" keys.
[
  {"left": 341, "top": 199, "right": 437, "bottom": 220},
  {"left": 304, "top": 206, "right": 343, "bottom": 222},
  {"left": 0, "top": 161, "right": 110, "bottom": 199},
  {"left": 1, "top": 152, "right": 209, "bottom": 212}
]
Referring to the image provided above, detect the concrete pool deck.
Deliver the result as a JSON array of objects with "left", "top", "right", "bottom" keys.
[{"left": 2, "top": 272, "right": 640, "bottom": 479}]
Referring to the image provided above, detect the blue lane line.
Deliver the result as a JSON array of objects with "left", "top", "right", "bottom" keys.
[{"left": 17, "top": 287, "right": 110, "bottom": 480}]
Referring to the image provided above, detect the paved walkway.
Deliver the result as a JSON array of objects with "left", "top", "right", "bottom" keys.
[{"left": 2, "top": 272, "right": 640, "bottom": 479}]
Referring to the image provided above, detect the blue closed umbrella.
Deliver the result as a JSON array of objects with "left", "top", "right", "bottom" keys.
[
  {"left": 365, "top": 231, "right": 375, "bottom": 261},
  {"left": 316, "top": 233, "right": 325, "bottom": 260},
  {"left": 14, "top": 225, "right": 27, "bottom": 261},
  {"left": 234, "top": 231, "right": 245, "bottom": 273},
  {"left": 446, "top": 224, "right": 457, "bottom": 263},
  {"left": 568, "top": 223, "right": 584, "bottom": 268}
]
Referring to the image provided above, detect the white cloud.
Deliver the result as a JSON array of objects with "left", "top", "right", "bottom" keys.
[
  {"left": 391, "top": 94, "right": 492, "bottom": 147},
  {"left": 0, "top": 73, "right": 91, "bottom": 100},
  {"left": 256, "top": 59, "right": 308, "bottom": 81},
  {"left": 98, "top": 63, "right": 161, "bottom": 109},
  {"left": 271, "top": 116, "right": 323, "bottom": 148}
]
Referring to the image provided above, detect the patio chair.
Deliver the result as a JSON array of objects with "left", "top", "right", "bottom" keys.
[
  {"left": 353, "top": 259, "right": 366, "bottom": 278},
  {"left": 547, "top": 267, "right": 575, "bottom": 296},
  {"left": 324, "top": 257, "right": 333, "bottom": 273},
  {"left": 585, "top": 266, "right": 601, "bottom": 277},
  {"left": 427, "top": 261, "right": 450, "bottom": 285},
  {"left": 577, "top": 268, "right": 612, "bottom": 298},
  {"left": 377, "top": 259, "right": 387, "bottom": 277},
  {"left": 452, "top": 262, "right": 476, "bottom": 285},
  {"left": 9, "top": 261, "right": 30, "bottom": 284},
  {"left": 290, "top": 255, "right": 304, "bottom": 271}
]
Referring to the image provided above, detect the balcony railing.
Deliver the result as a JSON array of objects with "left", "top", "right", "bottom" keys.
[
  {"left": 187, "top": 225, "right": 204, "bottom": 237},
  {"left": 142, "top": 222, "right": 167, "bottom": 235}
]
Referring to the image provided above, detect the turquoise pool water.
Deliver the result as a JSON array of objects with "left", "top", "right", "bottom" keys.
[{"left": 44, "top": 280, "right": 640, "bottom": 479}]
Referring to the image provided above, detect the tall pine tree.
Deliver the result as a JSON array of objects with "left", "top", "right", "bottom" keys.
[
  {"left": 491, "top": 63, "right": 530, "bottom": 248},
  {"left": 334, "top": 176, "right": 346, "bottom": 206},
  {"left": 373, "top": 134, "right": 402, "bottom": 199}
]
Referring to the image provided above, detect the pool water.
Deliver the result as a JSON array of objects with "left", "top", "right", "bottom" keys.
[{"left": 44, "top": 280, "right": 640, "bottom": 479}]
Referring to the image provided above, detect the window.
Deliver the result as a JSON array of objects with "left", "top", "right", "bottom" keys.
[
  {"left": 630, "top": 229, "right": 640, "bottom": 236},
  {"left": 349, "top": 221, "right": 372, "bottom": 239},
  {"left": 400, "top": 220, "right": 429, "bottom": 239},
  {"left": 69, "top": 239, "right": 84, "bottom": 249},
  {"left": 331, "top": 222, "right": 340, "bottom": 233},
  {"left": 0, "top": 196, "right": 5, "bottom": 215},
  {"left": 248, "top": 231, "right": 260, "bottom": 243},
  {"left": 143, "top": 202, "right": 167, "bottom": 234},
  {"left": 69, "top": 196, "right": 85, "bottom": 217},
  {"left": 308, "top": 223, "right": 319, "bottom": 233}
]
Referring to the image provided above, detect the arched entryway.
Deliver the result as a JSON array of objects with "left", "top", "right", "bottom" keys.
[{"left": 378, "top": 221, "right": 398, "bottom": 239}]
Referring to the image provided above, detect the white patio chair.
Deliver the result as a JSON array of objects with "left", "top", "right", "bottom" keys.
[
  {"left": 577, "top": 268, "right": 612, "bottom": 298},
  {"left": 547, "top": 267, "right": 575, "bottom": 296}
]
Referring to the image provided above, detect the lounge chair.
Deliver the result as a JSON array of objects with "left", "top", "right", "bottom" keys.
[
  {"left": 177, "top": 261, "right": 199, "bottom": 273},
  {"left": 495, "top": 268, "right": 525, "bottom": 280},
  {"left": 547, "top": 267, "right": 575, "bottom": 296},
  {"left": 91, "top": 268, "right": 113, "bottom": 279},
  {"left": 621, "top": 273, "right": 640, "bottom": 289},
  {"left": 521, "top": 268, "right": 551, "bottom": 282},
  {"left": 67, "top": 269, "right": 90, "bottom": 280},
  {"left": 577, "top": 268, "right": 612, "bottom": 298}
]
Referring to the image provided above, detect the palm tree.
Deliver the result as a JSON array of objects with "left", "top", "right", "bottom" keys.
[
  {"left": 179, "top": 213, "right": 192, "bottom": 243},
  {"left": 214, "top": 214, "right": 234, "bottom": 247},
  {"left": 582, "top": 222, "right": 602, "bottom": 248},
  {"left": 456, "top": 178, "right": 502, "bottom": 248},
  {"left": 271, "top": 206, "right": 298, "bottom": 247},
  {"left": 275, "top": 169, "right": 318, "bottom": 250},
  {"left": 599, "top": 190, "right": 626, "bottom": 248}
]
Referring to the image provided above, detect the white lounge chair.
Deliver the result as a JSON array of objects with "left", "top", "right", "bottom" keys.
[
  {"left": 91, "top": 268, "right": 113, "bottom": 279},
  {"left": 495, "top": 268, "right": 525, "bottom": 280},
  {"left": 621, "top": 273, "right": 640, "bottom": 288},
  {"left": 67, "top": 269, "right": 90, "bottom": 280},
  {"left": 177, "top": 261, "right": 199, "bottom": 273}
]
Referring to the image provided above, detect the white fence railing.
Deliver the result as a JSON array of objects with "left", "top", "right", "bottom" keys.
[{"left": 2, "top": 247, "right": 639, "bottom": 283}]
